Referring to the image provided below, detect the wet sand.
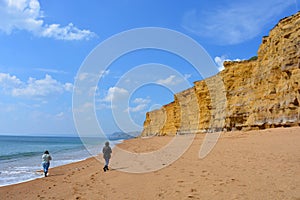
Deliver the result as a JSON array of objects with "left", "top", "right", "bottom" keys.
[{"left": 0, "top": 127, "right": 299, "bottom": 200}]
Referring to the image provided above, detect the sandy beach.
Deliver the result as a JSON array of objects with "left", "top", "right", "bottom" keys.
[{"left": 0, "top": 127, "right": 299, "bottom": 200}]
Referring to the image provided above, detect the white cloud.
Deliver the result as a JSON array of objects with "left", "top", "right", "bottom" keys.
[
  {"left": 0, "top": 0, "right": 95, "bottom": 40},
  {"left": 183, "top": 74, "right": 192, "bottom": 80},
  {"left": 102, "top": 87, "right": 129, "bottom": 102},
  {"left": 96, "top": 87, "right": 129, "bottom": 110},
  {"left": 127, "top": 104, "right": 147, "bottom": 112},
  {"left": 214, "top": 56, "right": 241, "bottom": 71},
  {"left": 77, "top": 72, "right": 90, "bottom": 81},
  {"left": 156, "top": 75, "right": 183, "bottom": 86},
  {"left": 55, "top": 112, "right": 64, "bottom": 119},
  {"left": 77, "top": 70, "right": 109, "bottom": 81},
  {"left": 182, "top": 0, "right": 295, "bottom": 45},
  {"left": 64, "top": 83, "right": 73, "bottom": 92},
  {"left": 40, "top": 23, "right": 95, "bottom": 41},
  {"left": 215, "top": 56, "right": 226, "bottom": 71},
  {"left": 35, "top": 68, "right": 67, "bottom": 74},
  {"left": 100, "top": 70, "right": 110, "bottom": 77},
  {"left": 127, "top": 97, "right": 151, "bottom": 113},
  {"left": 0, "top": 73, "right": 73, "bottom": 97},
  {"left": 133, "top": 98, "right": 151, "bottom": 104},
  {"left": 0, "top": 73, "right": 22, "bottom": 89}
]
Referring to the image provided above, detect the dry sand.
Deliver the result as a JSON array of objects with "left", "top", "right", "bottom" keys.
[{"left": 0, "top": 127, "right": 299, "bottom": 200}]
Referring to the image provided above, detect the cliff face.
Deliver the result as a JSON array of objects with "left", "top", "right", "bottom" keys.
[{"left": 142, "top": 12, "right": 300, "bottom": 136}]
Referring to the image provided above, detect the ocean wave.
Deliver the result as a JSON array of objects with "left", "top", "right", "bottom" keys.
[{"left": 0, "top": 151, "right": 41, "bottom": 161}]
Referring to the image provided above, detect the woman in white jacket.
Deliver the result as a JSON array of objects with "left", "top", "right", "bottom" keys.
[{"left": 42, "top": 150, "right": 52, "bottom": 177}]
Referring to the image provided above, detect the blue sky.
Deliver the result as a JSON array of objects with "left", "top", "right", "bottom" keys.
[{"left": 0, "top": 0, "right": 298, "bottom": 136}]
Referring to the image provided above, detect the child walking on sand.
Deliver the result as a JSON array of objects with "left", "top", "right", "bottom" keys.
[
  {"left": 102, "top": 141, "right": 112, "bottom": 172},
  {"left": 42, "top": 150, "right": 52, "bottom": 177}
]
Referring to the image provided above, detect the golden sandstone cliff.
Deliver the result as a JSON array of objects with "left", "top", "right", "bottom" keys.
[{"left": 142, "top": 12, "right": 300, "bottom": 136}]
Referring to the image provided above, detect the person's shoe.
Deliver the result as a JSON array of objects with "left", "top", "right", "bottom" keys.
[
  {"left": 103, "top": 166, "right": 106, "bottom": 172},
  {"left": 44, "top": 172, "right": 47, "bottom": 177},
  {"left": 106, "top": 166, "right": 109, "bottom": 170}
]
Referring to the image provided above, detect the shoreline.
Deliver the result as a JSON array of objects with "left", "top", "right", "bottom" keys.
[
  {"left": 0, "top": 138, "right": 123, "bottom": 187},
  {"left": 0, "top": 127, "right": 299, "bottom": 199},
  {"left": 0, "top": 153, "right": 95, "bottom": 188}
]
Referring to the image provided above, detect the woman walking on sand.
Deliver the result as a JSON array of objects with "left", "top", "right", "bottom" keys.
[
  {"left": 42, "top": 150, "right": 52, "bottom": 177},
  {"left": 102, "top": 141, "right": 112, "bottom": 172}
]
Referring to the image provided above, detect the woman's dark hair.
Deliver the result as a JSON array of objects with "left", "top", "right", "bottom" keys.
[{"left": 44, "top": 150, "right": 49, "bottom": 154}]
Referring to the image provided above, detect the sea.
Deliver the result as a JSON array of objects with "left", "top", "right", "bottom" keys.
[{"left": 0, "top": 135, "right": 120, "bottom": 187}]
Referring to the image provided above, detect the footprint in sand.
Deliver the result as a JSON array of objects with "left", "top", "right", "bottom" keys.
[
  {"left": 158, "top": 189, "right": 167, "bottom": 198},
  {"left": 189, "top": 172, "right": 195, "bottom": 177},
  {"left": 90, "top": 176, "right": 96, "bottom": 183},
  {"left": 189, "top": 189, "right": 200, "bottom": 199},
  {"left": 219, "top": 182, "right": 225, "bottom": 186},
  {"left": 177, "top": 180, "right": 185, "bottom": 187},
  {"left": 238, "top": 184, "right": 247, "bottom": 187}
]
